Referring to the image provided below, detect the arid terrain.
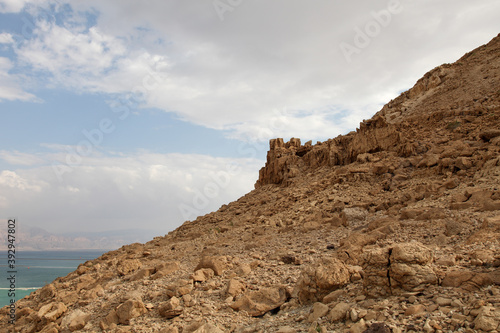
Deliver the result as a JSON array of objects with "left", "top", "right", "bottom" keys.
[{"left": 1, "top": 34, "right": 499, "bottom": 332}]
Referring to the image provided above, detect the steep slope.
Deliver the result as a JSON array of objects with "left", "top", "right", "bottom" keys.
[{"left": 1, "top": 34, "right": 500, "bottom": 333}]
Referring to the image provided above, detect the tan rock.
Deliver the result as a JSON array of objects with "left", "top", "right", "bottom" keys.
[
  {"left": 99, "top": 309, "right": 118, "bottom": 330},
  {"left": 404, "top": 304, "right": 426, "bottom": 316},
  {"left": 61, "top": 309, "right": 90, "bottom": 331},
  {"left": 192, "top": 323, "right": 225, "bottom": 333},
  {"left": 307, "top": 302, "right": 329, "bottom": 323},
  {"left": 191, "top": 268, "right": 215, "bottom": 282},
  {"left": 474, "top": 306, "right": 500, "bottom": 331},
  {"left": 151, "top": 261, "right": 181, "bottom": 279},
  {"left": 166, "top": 279, "right": 194, "bottom": 297},
  {"left": 117, "top": 259, "right": 142, "bottom": 276},
  {"left": 295, "top": 257, "right": 350, "bottom": 304},
  {"left": 349, "top": 318, "right": 367, "bottom": 333},
  {"left": 38, "top": 302, "right": 67, "bottom": 322},
  {"left": 116, "top": 299, "right": 147, "bottom": 324},
  {"left": 231, "top": 286, "right": 287, "bottom": 316},
  {"left": 226, "top": 279, "right": 246, "bottom": 298},
  {"left": 328, "top": 302, "right": 351, "bottom": 322},
  {"left": 195, "top": 256, "right": 228, "bottom": 276},
  {"left": 235, "top": 263, "right": 252, "bottom": 276},
  {"left": 322, "top": 289, "right": 346, "bottom": 304},
  {"left": 159, "top": 325, "right": 179, "bottom": 333},
  {"left": 159, "top": 296, "right": 183, "bottom": 319}
]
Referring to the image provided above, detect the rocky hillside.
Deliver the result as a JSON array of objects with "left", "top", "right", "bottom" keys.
[{"left": 1, "top": 34, "right": 500, "bottom": 333}]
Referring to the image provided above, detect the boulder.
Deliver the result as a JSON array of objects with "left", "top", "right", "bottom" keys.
[
  {"left": 362, "top": 242, "right": 437, "bottom": 296},
  {"left": 115, "top": 299, "right": 147, "bottom": 324},
  {"left": 307, "top": 302, "right": 329, "bottom": 323},
  {"left": 195, "top": 256, "right": 228, "bottom": 276},
  {"left": 389, "top": 242, "right": 437, "bottom": 293},
  {"left": 61, "top": 309, "right": 90, "bottom": 331},
  {"left": 117, "top": 259, "right": 142, "bottom": 276},
  {"left": 295, "top": 257, "right": 350, "bottom": 304},
  {"left": 159, "top": 296, "right": 183, "bottom": 319},
  {"left": 191, "top": 268, "right": 215, "bottom": 282},
  {"left": 38, "top": 302, "right": 67, "bottom": 322},
  {"left": 474, "top": 306, "right": 500, "bottom": 331},
  {"left": 327, "top": 302, "right": 351, "bottom": 322},
  {"left": 231, "top": 286, "right": 287, "bottom": 316},
  {"left": 225, "top": 279, "right": 246, "bottom": 298}
]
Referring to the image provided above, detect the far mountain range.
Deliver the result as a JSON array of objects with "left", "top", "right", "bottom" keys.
[{"left": 0, "top": 223, "right": 166, "bottom": 251}]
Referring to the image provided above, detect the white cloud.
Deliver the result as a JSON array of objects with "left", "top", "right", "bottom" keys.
[
  {"left": 0, "top": 57, "right": 38, "bottom": 101},
  {"left": 10, "top": 0, "right": 499, "bottom": 142},
  {"left": 0, "top": 32, "right": 14, "bottom": 44},
  {"left": 0, "top": 170, "right": 46, "bottom": 191},
  {"left": 0, "top": 150, "right": 47, "bottom": 166},
  {"left": 0, "top": 149, "right": 262, "bottom": 233},
  {"left": 0, "top": 0, "right": 50, "bottom": 13}
]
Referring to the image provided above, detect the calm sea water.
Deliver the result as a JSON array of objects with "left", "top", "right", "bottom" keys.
[{"left": 0, "top": 250, "right": 107, "bottom": 307}]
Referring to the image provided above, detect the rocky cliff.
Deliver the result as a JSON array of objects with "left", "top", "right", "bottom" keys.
[{"left": 1, "top": 34, "right": 500, "bottom": 333}]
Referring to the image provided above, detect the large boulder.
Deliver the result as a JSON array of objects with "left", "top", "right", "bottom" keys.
[
  {"left": 231, "top": 286, "right": 287, "bottom": 316},
  {"left": 389, "top": 242, "right": 437, "bottom": 293},
  {"left": 362, "top": 242, "right": 437, "bottom": 297},
  {"left": 295, "top": 257, "right": 350, "bottom": 304},
  {"left": 115, "top": 299, "right": 147, "bottom": 324}
]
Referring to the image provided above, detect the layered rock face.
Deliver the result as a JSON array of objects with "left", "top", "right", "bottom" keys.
[{"left": 1, "top": 35, "right": 500, "bottom": 333}]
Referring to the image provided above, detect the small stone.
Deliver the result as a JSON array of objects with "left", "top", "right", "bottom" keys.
[{"left": 435, "top": 297, "right": 452, "bottom": 307}]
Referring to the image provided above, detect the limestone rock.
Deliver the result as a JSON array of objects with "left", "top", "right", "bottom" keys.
[
  {"left": 362, "top": 242, "right": 437, "bottom": 296},
  {"left": 159, "top": 296, "right": 183, "bottom": 319},
  {"left": 307, "top": 302, "right": 329, "bottom": 323},
  {"left": 474, "top": 306, "right": 500, "bottom": 331},
  {"left": 117, "top": 259, "right": 142, "bottom": 276},
  {"left": 226, "top": 279, "right": 246, "bottom": 298},
  {"left": 191, "top": 268, "right": 215, "bottom": 282},
  {"left": 231, "top": 286, "right": 287, "bottom": 316},
  {"left": 61, "top": 309, "right": 90, "bottom": 331},
  {"left": 116, "top": 299, "right": 147, "bottom": 324},
  {"left": 328, "top": 302, "right": 351, "bottom": 322},
  {"left": 295, "top": 257, "right": 350, "bottom": 304},
  {"left": 99, "top": 310, "right": 119, "bottom": 330},
  {"left": 38, "top": 302, "right": 67, "bottom": 322},
  {"left": 192, "top": 324, "right": 225, "bottom": 333},
  {"left": 195, "top": 256, "right": 228, "bottom": 276},
  {"left": 151, "top": 261, "right": 181, "bottom": 279}
]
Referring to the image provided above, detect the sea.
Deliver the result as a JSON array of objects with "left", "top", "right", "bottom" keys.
[{"left": 0, "top": 250, "right": 107, "bottom": 308}]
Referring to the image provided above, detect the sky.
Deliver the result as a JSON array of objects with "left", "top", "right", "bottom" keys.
[{"left": 0, "top": 0, "right": 499, "bottom": 236}]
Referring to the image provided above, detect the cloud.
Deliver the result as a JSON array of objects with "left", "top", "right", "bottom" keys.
[
  {"left": 0, "top": 32, "right": 14, "bottom": 44},
  {"left": 0, "top": 57, "right": 38, "bottom": 101},
  {"left": 0, "top": 150, "right": 47, "bottom": 166},
  {"left": 0, "top": 149, "right": 262, "bottom": 233},
  {"left": 9, "top": 0, "right": 499, "bottom": 142}
]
